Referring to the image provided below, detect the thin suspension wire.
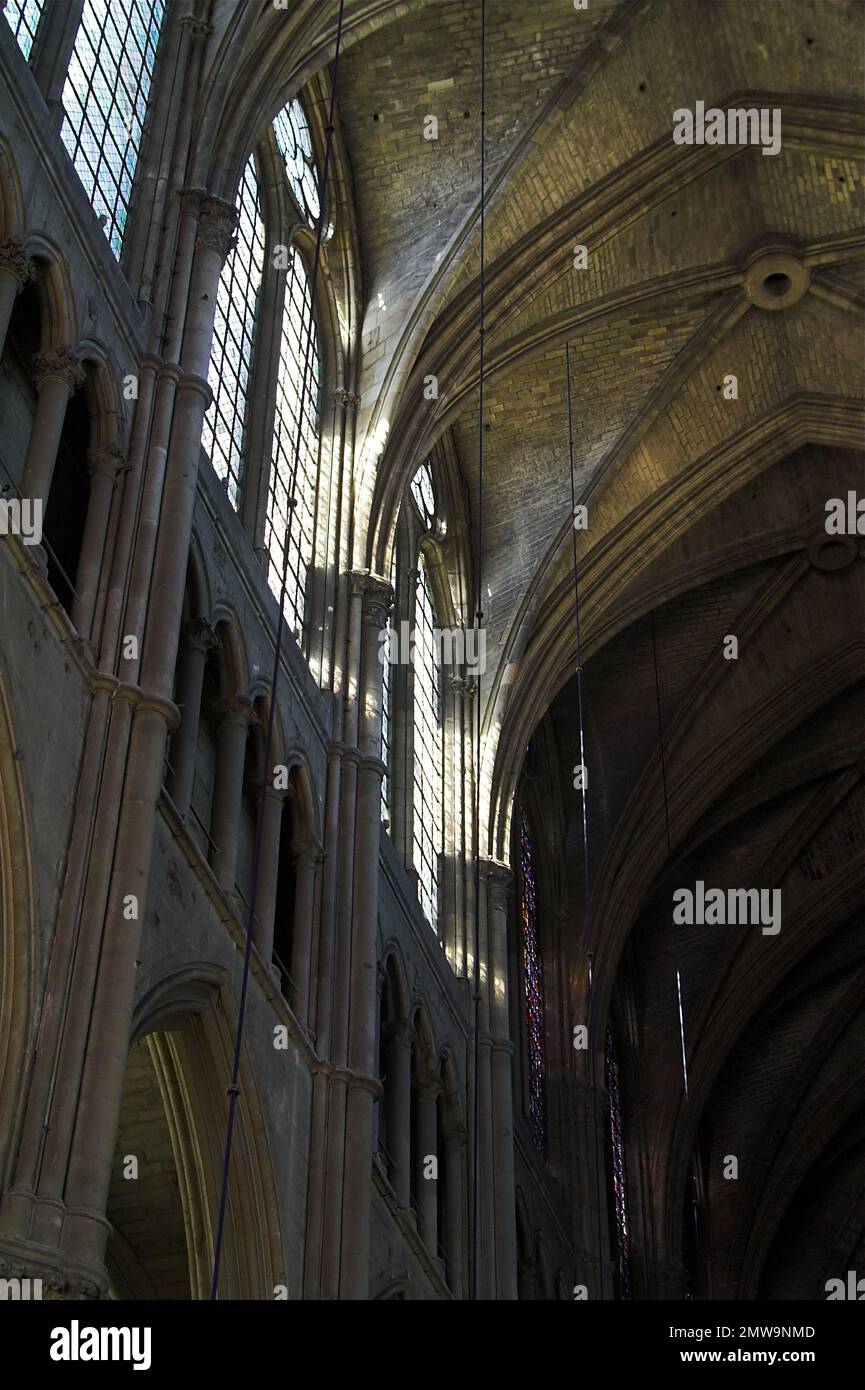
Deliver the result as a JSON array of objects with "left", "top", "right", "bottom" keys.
[
  {"left": 209, "top": 0, "right": 348, "bottom": 1299},
  {"left": 565, "top": 344, "right": 606, "bottom": 1295},
  {"left": 470, "top": 0, "right": 486, "bottom": 1304},
  {"left": 649, "top": 606, "right": 689, "bottom": 1098}
]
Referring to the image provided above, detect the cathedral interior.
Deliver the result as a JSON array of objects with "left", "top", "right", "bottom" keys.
[{"left": 0, "top": 0, "right": 862, "bottom": 1304}]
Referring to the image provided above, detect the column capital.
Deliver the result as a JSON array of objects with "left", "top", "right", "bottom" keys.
[
  {"left": 0, "top": 239, "right": 36, "bottom": 289},
  {"left": 447, "top": 673, "right": 473, "bottom": 695},
  {"left": 182, "top": 617, "right": 218, "bottom": 655},
  {"left": 334, "top": 387, "right": 361, "bottom": 412},
  {"left": 85, "top": 443, "right": 126, "bottom": 479},
  {"left": 479, "top": 856, "right": 513, "bottom": 907},
  {"left": 31, "top": 347, "right": 85, "bottom": 393},
  {"left": 350, "top": 570, "right": 394, "bottom": 628},
  {"left": 219, "top": 694, "right": 256, "bottom": 729},
  {"left": 381, "top": 1017, "right": 413, "bottom": 1048},
  {"left": 414, "top": 1066, "right": 442, "bottom": 1097},
  {"left": 196, "top": 195, "right": 239, "bottom": 260},
  {"left": 178, "top": 14, "right": 213, "bottom": 38},
  {"left": 292, "top": 835, "right": 325, "bottom": 868}
]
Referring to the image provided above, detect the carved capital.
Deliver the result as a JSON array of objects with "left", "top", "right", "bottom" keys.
[
  {"left": 480, "top": 857, "right": 512, "bottom": 911},
  {"left": 182, "top": 617, "right": 218, "bottom": 656},
  {"left": 178, "top": 14, "right": 213, "bottom": 38},
  {"left": 196, "top": 196, "right": 239, "bottom": 260},
  {"left": 364, "top": 574, "right": 394, "bottom": 629},
  {"left": 0, "top": 239, "right": 36, "bottom": 289},
  {"left": 86, "top": 443, "right": 125, "bottom": 479},
  {"left": 334, "top": 387, "right": 361, "bottom": 412},
  {"left": 447, "top": 673, "right": 472, "bottom": 695},
  {"left": 31, "top": 348, "right": 85, "bottom": 393},
  {"left": 292, "top": 835, "right": 325, "bottom": 869},
  {"left": 220, "top": 694, "right": 256, "bottom": 729}
]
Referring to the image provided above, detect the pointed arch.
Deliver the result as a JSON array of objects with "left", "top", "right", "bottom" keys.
[{"left": 125, "top": 967, "right": 284, "bottom": 1299}]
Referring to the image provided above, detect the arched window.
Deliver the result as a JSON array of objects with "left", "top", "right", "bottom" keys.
[
  {"left": 201, "top": 155, "right": 265, "bottom": 508},
  {"left": 518, "top": 811, "right": 547, "bottom": 1158},
  {"left": 605, "top": 1025, "right": 632, "bottom": 1299},
  {"left": 273, "top": 98, "right": 320, "bottom": 226},
  {"left": 61, "top": 0, "right": 166, "bottom": 259},
  {"left": 199, "top": 99, "right": 323, "bottom": 649},
  {"left": 411, "top": 459, "right": 435, "bottom": 530},
  {"left": 266, "top": 244, "right": 319, "bottom": 635},
  {"left": 412, "top": 548, "right": 443, "bottom": 932},
  {"left": 4, "top": 0, "right": 43, "bottom": 58}
]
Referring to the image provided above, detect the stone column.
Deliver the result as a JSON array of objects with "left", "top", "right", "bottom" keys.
[
  {"left": 382, "top": 1018, "right": 412, "bottom": 1207},
  {"left": 71, "top": 445, "right": 124, "bottom": 641},
  {"left": 251, "top": 782, "right": 286, "bottom": 966},
  {"left": 290, "top": 837, "right": 322, "bottom": 1026},
  {"left": 166, "top": 619, "right": 217, "bottom": 815},
  {"left": 20, "top": 349, "right": 86, "bottom": 508},
  {"left": 415, "top": 1070, "right": 439, "bottom": 1253},
  {"left": 443, "top": 1124, "right": 466, "bottom": 1295},
  {"left": 141, "top": 195, "right": 237, "bottom": 699},
  {"left": 485, "top": 859, "right": 518, "bottom": 1299},
  {"left": 209, "top": 696, "right": 254, "bottom": 891},
  {"left": 0, "top": 239, "right": 35, "bottom": 359},
  {"left": 339, "top": 573, "right": 393, "bottom": 1299}
]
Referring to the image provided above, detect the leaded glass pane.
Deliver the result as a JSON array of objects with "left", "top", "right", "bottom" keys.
[
  {"left": 4, "top": 0, "right": 43, "bottom": 59},
  {"left": 412, "top": 552, "right": 442, "bottom": 931},
  {"left": 410, "top": 461, "right": 435, "bottom": 530},
  {"left": 266, "top": 245, "right": 319, "bottom": 639},
  {"left": 61, "top": 0, "right": 165, "bottom": 259},
  {"left": 273, "top": 97, "right": 320, "bottom": 226},
  {"left": 201, "top": 156, "right": 265, "bottom": 509}
]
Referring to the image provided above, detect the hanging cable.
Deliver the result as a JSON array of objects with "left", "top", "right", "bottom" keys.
[
  {"left": 565, "top": 342, "right": 607, "bottom": 1296},
  {"left": 209, "top": 0, "right": 348, "bottom": 1300},
  {"left": 470, "top": 0, "right": 487, "bottom": 1304},
  {"left": 649, "top": 606, "right": 689, "bottom": 1098}
]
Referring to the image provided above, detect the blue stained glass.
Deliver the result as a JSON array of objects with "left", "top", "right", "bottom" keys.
[
  {"left": 61, "top": 0, "right": 165, "bottom": 259},
  {"left": 519, "top": 812, "right": 547, "bottom": 1157},
  {"left": 605, "top": 1026, "right": 632, "bottom": 1299},
  {"left": 4, "top": 0, "right": 44, "bottom": 60}
]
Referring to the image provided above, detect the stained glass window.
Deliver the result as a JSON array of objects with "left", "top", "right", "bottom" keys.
[
  {"left": 61, "top": 0, "right": 165, "bottom": 259},
  {"left": 412, "top": 551, "right": 442, "bottom": 930},
  {"left": 273, "top": 98, "right": 320, "bottom": 226},
  {"left": 201, "top": 156, "right": 265, "bottom": 509},
  {"left": 266, "top": 245, "right": 319, "bottom": 638},
  {"left": 518, "top": 812, "right": 547, "bottom": 1157},
  {"left": 4, "top": 0, "right": 43, "bottom": 59},
  {"left": 411, "top": 461, "right": 435, "bottom": 530},
  {"left": 381, "top": 552, "right": 396, "bottom": 827},
  {"left": 605, "top": 1026, "right": 632, "bottom": 1299}
]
